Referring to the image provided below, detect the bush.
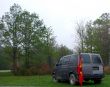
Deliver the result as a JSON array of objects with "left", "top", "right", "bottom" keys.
[
  {"left": 37, "top": 64, "right": 52, "bottom": 75},
  {"left": 104, "top": 66, "right": 110, "bottom": 75},
  {"left": 18, "top": 63, "right": 52, "bottom": 75}
]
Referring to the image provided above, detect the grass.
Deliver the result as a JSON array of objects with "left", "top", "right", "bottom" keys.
[{"left": 0, "top": 72, "right": 110, "bottom": 87}]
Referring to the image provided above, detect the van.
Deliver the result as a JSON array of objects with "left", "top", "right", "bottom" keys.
[{"left": 52, "top": 53, "right": 104, "bottom": 85}]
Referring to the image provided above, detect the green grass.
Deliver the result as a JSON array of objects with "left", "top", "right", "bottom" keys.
[{"left": 0, "top": 73, "right": 109, "bottom": 87}]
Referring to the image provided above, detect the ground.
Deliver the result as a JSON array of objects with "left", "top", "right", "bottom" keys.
[{"left": 0, "top": 72, "right": 109, "bottom": 87}]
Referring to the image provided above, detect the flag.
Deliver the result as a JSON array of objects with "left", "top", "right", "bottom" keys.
[{"left": 77, "top": 55, "right": 83, "bottom": 87}]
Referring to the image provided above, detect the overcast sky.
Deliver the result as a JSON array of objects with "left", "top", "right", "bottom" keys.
[{"left": 0, "top": 0, "right": 110, "bottom": 50}]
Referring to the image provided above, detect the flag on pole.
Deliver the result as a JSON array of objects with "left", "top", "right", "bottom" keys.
[{"left": 77, "top": 55, "right": 84, "bottom": 87}]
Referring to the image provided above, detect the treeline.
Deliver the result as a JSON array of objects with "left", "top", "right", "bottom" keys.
[
  {"left": 76, "top": 13, "right": 110, "bottom": 65},
  {"left": 0, "top": 4, "right": 73, "bottom": 75},
  {"left": 1, "top": 3, "right": 109, "bottom": 75}
]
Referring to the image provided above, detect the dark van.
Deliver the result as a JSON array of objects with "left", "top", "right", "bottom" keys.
[{"left": 52, "top": 53, "right": 104, "bottom": 85}]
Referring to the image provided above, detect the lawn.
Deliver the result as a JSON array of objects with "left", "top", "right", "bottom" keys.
[{"left": 0, "top": 72, "right": 109, "bottom": 87}]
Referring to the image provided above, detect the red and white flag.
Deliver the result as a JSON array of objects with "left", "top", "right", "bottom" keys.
[{"left": 77, "top": 55, "right": 84, "bottom": 87}]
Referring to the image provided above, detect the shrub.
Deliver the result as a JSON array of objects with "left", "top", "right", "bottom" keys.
[
  {"left": 37, "top": 63, "right": 52, "bottom": 75},
  {"left": 18, "top": 63, "right": 52, "bottom": 75},
  {"left": 104, "top": 66, "right": 110, "bottom": 75}
]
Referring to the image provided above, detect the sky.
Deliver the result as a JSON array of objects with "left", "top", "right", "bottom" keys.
[{"left": 0, "top": 0, "right": 110, "bottom": 50}]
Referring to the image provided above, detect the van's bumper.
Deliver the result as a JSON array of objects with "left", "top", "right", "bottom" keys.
[{"left": 84, "top": 74, "right": 104, "bottom": 80}]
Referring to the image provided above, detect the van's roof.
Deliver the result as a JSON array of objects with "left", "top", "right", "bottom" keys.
[
  {"left": 81, "top": 53, "right": 100, "bottom": 55},
  {"left": 63, "top": 53, "right": 100, "bottom": 57}
]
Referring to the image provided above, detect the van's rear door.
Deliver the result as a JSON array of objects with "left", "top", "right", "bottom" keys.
[{"left": 91, "top": 54, "right": 103, "bottom": 75}]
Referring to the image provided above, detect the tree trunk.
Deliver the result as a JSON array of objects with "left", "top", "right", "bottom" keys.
[
  {"left": 12, "top": 47, "right": 18, "bottom": 75},
  {"left": 25, "top": 47, "right": 30, "bottom": 68}
]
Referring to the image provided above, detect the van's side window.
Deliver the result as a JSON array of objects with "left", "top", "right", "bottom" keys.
[
  {"left": 58, "top": 57, "right": 63, "bottom": 64},
  {"left": 70, "top": 55, "right": 78, "bottom": 65},
  {"left": 58, "top": 57, "right": 68, "bottom": 65},
  {"left": 81, "top": 54, "right": 91, "bottom": 64},
  {"left": 62, "top": 56, "right": 70, "bottom": 65}
]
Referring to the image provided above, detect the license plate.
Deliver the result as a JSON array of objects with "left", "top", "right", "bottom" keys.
[
  {"left": 93, "top": 70, "right": 99, "bottom": 74},
  {"left": 93, "top": 67, "right": 99, "bottom": 70}
]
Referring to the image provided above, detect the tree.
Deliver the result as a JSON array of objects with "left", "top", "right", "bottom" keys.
[
  {"left": 76, "top": 22, "right": 85, "bottom": 52},
  {"left": 84, "top": 21, "right": 94, "bottom": 52},
  {"left": 57, "top": 45, "right": 73, "bottom": 58},
  {"left": 0, "top": 4, "right": 22, "bottom": 74},
  {"left": 75, "top": 13, "right": 110, "bottom": 65},
  {"left": 18, "top": 11, "right": 55, "bottom": 68},
  {"left": 93, "top": 13, "right": 110, "bottom": 65},
  {"left": 0, "top": 3, "right": 73, "bottom": 75}
]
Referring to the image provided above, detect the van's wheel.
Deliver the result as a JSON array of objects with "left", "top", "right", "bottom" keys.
[
  {"left": 69, "top": 74, "right": 76, "bottom": 85},
  {"left": 94, "top": 79, "right": 101, "bottom": 84}
]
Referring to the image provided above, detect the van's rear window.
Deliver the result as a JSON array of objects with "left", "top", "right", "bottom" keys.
[
  {"left": 81, "top": 54, "right": 91, "bottom": 64},
  {"left": 92, "top": 55, "right": 101, "bottom": 64}
]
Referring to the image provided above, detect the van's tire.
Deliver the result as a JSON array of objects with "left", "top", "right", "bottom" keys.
[
  {"left": 69, "top": 74, "right": 76, "bottom": 85},
  {"left": 94, "top": 79, "right": 101, "bottom": 84}
]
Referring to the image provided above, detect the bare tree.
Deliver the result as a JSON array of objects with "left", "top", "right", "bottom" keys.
[{"left": 76, "top": 22, "right": 85, "bottom": 53}]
